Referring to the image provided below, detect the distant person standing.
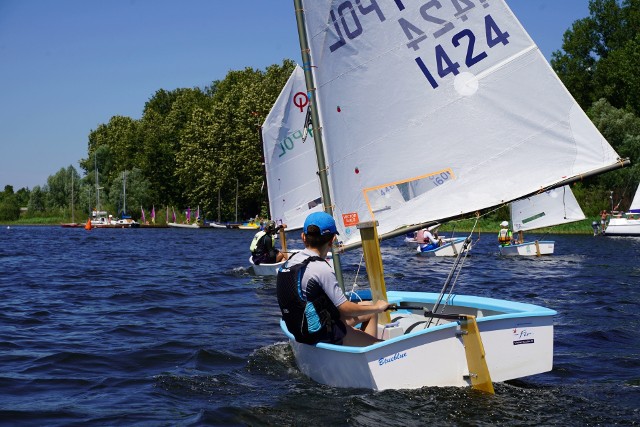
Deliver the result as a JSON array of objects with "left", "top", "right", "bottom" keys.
[{"left": 600, "top": 210, "right": 608, "bottom": 233}]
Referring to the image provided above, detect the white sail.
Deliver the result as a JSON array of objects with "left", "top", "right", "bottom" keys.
[
  {"left": 629, "top": 184, "right": 640, "bottom": 213},
  {"left": 262, "top": 65, "right": 323, "bottom": 230},
  {"left": 300, "top": 0, "right": 621, "bottom": 246},
  {"left": 511, "top": 185, "right": 585, "bottom": 232}
]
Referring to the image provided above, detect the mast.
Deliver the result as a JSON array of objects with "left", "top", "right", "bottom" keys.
[
  {"left": 94, "top": 152, "right": 101, "bottom": 215},
  {"left": 235, "top": 178, "right": 239, "bottom": 223},
  {"left": 218, "top": 188, "right": 221, "bottom": 223},
  {"left": 293, "top": 0, "right": 345, "bottom": 289},
  {"left": 122, "top": 171, "right": 127, "bottom": 215},
  {"left": 71, "top": 172, "right": 74, "bottom": 223}
]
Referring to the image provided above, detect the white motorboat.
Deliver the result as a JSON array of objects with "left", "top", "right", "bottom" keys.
[{"left": 604, "top": 184, "right": 640, "bottom": 236}]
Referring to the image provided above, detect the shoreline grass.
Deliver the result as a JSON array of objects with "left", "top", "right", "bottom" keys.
[{"left": 3, "top": 216, "right": 604, "bottom": 235}]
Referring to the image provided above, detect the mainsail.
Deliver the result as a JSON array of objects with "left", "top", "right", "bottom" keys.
[
  {"left": 299, "top": 0, "right": 622, "bottom": 247},
  {"left": 511, "top": 185, "right": 585, "bottom": 232},
  {"left": 262, "top": 65, "right": 323, "bottom": 230}
]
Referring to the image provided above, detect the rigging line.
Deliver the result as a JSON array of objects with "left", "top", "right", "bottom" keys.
[
  {"left": 347, "top": 252, "right": 366, "bottom": 300},
  {"left": 429, "top": 227, "right": 473, "bottom": 317},
  {"left": 441, "top": 216, "right": 480, "bottom": 313}
]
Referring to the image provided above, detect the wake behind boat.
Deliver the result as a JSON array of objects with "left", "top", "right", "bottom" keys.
[{"left": 281, "top": 0, "right": 628, "bottom": 392}]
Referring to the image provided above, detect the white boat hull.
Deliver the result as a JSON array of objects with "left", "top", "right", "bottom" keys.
[
  {"left": 416, "top": 238, "right": 470, "bottom": 257},
  {"left": 499, "top": 241, "right": 554, "bottom": 256},
  {"left": 250, "top": 252, "right": 333, "bottom": 276},
  {"left": 282, "top": 291, "right": 555, "bottom": 390},
  {"left": 168, "top": 222, "right": 200, "bottom": 229},
  {"left": 604, "top": 217, "right": 640, "bottom": 236},
  {"left": 206, "top": 222, "right": 227, "bottom": 229},
  {"left": 249, "top": 256, "right": 288, "bottom": 276}
]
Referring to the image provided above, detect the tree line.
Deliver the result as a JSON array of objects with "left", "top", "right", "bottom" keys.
[{"left": 1, "top": 0, "right": 639, "bottom": 223}]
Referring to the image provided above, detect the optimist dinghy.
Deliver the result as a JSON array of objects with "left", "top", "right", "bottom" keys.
[{"left": 281, "top": 0, "right": 628, "bottom": 391}]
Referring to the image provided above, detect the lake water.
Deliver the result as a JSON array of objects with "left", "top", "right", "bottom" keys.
[{"left": 0, "top": 226, "right": 638, "bottom": 426}]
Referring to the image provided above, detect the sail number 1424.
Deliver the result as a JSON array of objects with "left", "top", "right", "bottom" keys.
[{"left": 326, "top": 0, "right": 511, "bottom": 90}]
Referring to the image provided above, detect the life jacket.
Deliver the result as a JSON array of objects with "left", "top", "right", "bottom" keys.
[
  {"left": 249, "top": 231, "right": 275, "bottom": 254},
  {"left": 498, "top": 229, "right": 512, "bottom": 245},
  {"left": 276, "top": 256, "right": 341, "bottom": 345}
]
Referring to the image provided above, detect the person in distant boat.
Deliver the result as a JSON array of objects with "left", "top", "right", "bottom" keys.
[
  {"left": 498, "top": 221, "right": 515, "bottom": 246},
  {"left": 277, "top": 212, "right": 389, "bottom": 347},
  {"left": 417, "top": 228, "right": 442, "bottom": 252},
  {"left": 250, "top": 220, "right": 287, "bottom": 265}
]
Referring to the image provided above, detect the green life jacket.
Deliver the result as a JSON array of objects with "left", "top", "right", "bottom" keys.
[{"left": 250, "top": 231, "right": 275, "bottom": 254}]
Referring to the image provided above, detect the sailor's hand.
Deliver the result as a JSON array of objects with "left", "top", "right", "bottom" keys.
[{"left": 375, "top": 300, "right": 390, "bottom": 313}]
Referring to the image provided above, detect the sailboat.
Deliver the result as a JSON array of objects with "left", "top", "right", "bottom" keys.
[
  {"left": 206, "top": 189, "right": 228, "bottom": 228},
  {"left": 114, "top": 171, "right": 140, "bottom": 228},
  {"left": 500, "top": 185, "right": 585, "bottom": 256},
  {"left": 168, "top": 206, "right": 200, "bottom": 229},
  {"left": 262, "top": 65, "right": 324, "bottom": 230},
  {"left": 250, "top": 65, "right": 328, "bottom": 275},
  {"left": 90, "top": 154, "right": 116, "bottom": 228},
  {"left": 61, "top": 172, "right": 81, "bottom": 228},
  {"left": 604, "top": 183, "right": 640, "bottom": 236},
  {"left": 281, "top": 0, "right": 628, "bottom": 391}
]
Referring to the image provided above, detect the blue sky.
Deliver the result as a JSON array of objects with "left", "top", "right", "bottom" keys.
[{"left": 0, "top": 0, "right": 590, "bottom": 190}]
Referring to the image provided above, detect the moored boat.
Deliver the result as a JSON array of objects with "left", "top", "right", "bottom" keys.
[{"left": 604, "top": 184, "right": 640, "bottom": 236}]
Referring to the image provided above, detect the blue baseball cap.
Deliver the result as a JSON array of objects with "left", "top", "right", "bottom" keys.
[{"left": 303, "top": 212, "right": 339, "bottom": 235}]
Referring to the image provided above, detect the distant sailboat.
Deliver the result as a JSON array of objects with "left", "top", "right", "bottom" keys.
[
  {"left": 261, "top": 64, "right": 323, "bottom": 230},
  {"left": 61, "top": 172, "right": 81, "bottom": 228},
  {"left": 114, "top": 171, "right": 140, "bottom": 228},
  {"left": 168, "top": 206, "right": 200, "bottom": 229},
  {"left": 500, "top": 185, "right": 586, "bottom": 256},
  {"left": 250, "top": 65, "right": 333, "bottom": 275},
  {"left": 207, "top": 189, "right": 227, "bottom": 228}
]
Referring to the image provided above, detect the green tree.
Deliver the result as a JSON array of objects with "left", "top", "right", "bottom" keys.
[
  {"left": 552, "top": 0, "right": 640, "bottom": 115},
  {"left": 0, "top": 185, "right": 20, "bottom": 221},
  {"left": 27, "top": 185, "right": 46, "bottom": 213},
  {"left": 179, "top": 60, "right": 295, "bottom": 220},
  {"left": 108, "top": 168, "right": 152, "bottom": 218},
  {"left": 587, "top": 98, "right": 640, "bottom": 210}
]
